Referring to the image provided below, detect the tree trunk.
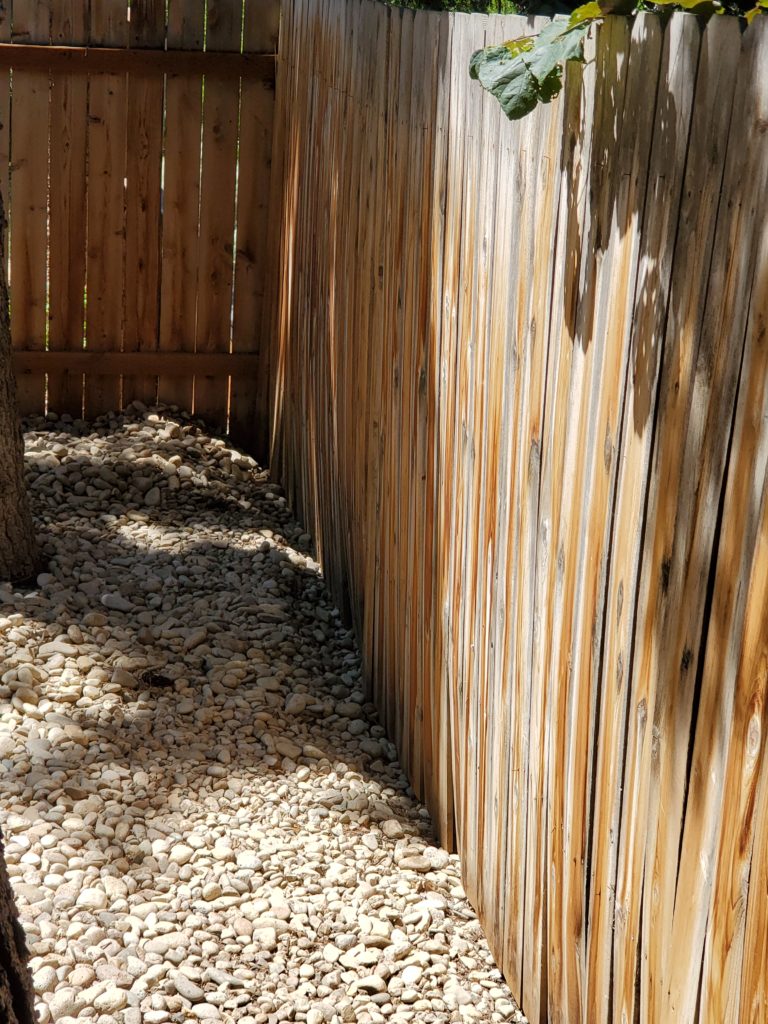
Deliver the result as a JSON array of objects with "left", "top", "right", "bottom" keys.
[
  {"left": 0, "top": 190, "right": 39, "bottom": 582},
  {"left": 0, "top": 186, "right": 39, "bottom": 1019},
  {"left": 0, "top": 830, "right": 36, "bottom": 1024}
]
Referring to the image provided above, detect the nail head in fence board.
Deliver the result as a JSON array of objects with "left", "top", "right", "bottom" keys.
[
  {"left": 47, "top": 2, "right": 88, "bottom": 417},
  {"left": 193, "top": 0, "right": 242, "bottom": 430},
  {"left": 159, "top": 0, "right": 205, "bottom": 414},
  {"left": 10, "top": 0, "right": 51, "bottom": 416},
  {"left": 122, "top": 0, "right": 165, "bottom": 408}
]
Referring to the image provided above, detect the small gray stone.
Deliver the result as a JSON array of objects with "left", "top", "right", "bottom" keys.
[
  {"left": 172, "top": 972, "right": 206, "bottom": 1003},
  {"left": 381, "top": 819, "right": 405, "bottom": 840}
]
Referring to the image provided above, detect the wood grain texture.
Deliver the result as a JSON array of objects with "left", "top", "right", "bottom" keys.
[
  {"left": 270, "top": 6, "right": 768, "bottom": 1023},
  {"left": 122, "top": 0, "right": 165, "bottom": 407},
  {"left": 84, "top": 2, "right": 128, "bottom": 416},
  {"left": 10, "top": 0, "right": 50, "bottom": 414},
  {"left": 158, "top": 0, "right": 205, "bottom": 413},
  {"left": 47, "top": 1, "right": 88, "bottom": 416},
  {"left": 3, "top": 0, "right": 277, "bottom": 442},
  {"left": 229, "top": 0, "right": 278, "bottom": 457},
  {"left": 193, "top": 0, "right": 242, "bottom": 430}
]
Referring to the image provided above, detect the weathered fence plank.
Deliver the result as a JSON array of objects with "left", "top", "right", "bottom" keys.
[
  {"left": 47, "top": 1, "right": 88, "bottom": 417},
  {"left": 122, "top": 0, "right": 165, "bottom": 408},
  {"left": 229, "top": 2, "right": 278, "bottom": 452},
  {"left": 158, "top": 0, "right": 205, "bottom": 416},
  {"left": 194, "top": 0, "right": 241, "bottom": 430},
  {"left": 272, "top": 5, "right": 768, "bottom": 1022},
  {"left": 10, "top": 0, "right": 50, "bottom": 415},
  {"left": 84, "top": 2, "right": 128, "bottom": 417}
]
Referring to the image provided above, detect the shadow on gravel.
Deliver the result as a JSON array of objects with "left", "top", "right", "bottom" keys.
[{"left": 0, "top": 417, "right": 433, "bottom": 850}]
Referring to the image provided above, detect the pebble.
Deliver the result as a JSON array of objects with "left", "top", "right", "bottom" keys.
[
  {"left": 75, "top": 887, "right": 108, "bottom": 911},
  {"left": 171, "top": 972, "right": 206, "bottom": 1003},
  {"left": 3, "top": 409, "right": 526, "bottom": 1024},
  {"left": 100, "top": 592, "right": 133, "bottom": 611}
]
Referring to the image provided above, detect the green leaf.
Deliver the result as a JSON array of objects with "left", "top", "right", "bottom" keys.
[
  {"left": 479, "top": 53, "right": 542, "bottom": 119},
  {"left": 522, "top": 20, "right": 589, "bottom": 81},
  {"left": 504, "top": 36, "right": 536, "bottom": 57},
  {"left": 652, "top": 0, "right": 717, "bottom": 8},
  {"left": 469, "top": 17, "right": 589, "bottom": 121},
  {"left": 537, "top": 65, "right": 564, "bottom": 104},
  {"left": 568, "top": 1, "right": 603, "bottom": 25}
]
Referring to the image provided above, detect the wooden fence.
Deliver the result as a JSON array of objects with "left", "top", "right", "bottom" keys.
[
  {"left": 271, "top": 2, "right": 768, "bottom": 1021},
  {"left": 4, "top": 0, "right": 279, "bottom": 458}
]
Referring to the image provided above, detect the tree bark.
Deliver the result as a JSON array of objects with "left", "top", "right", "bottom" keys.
[
  {"left": 0, "top": 190, "right": 39, "bottom": 582},
  {"left": 0, "top": 830, "right": 36, "bottom": 1024}
]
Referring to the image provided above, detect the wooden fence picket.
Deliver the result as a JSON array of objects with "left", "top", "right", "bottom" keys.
[{"left": 271, "top": 5, "right": 768, "bottom": 1022}]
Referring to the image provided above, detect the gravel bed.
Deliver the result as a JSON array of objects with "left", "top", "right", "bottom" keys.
[{"left": 0, "top": 408, "right": 525, "bottom": 1024}]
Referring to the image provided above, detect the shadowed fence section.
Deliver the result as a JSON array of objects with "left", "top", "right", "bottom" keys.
[
  {"left": 271, "top": 1, "right": 768, "bottom": 1021},
  {"left": 4, "top": 0, "right": 279, "bottom": 458}
]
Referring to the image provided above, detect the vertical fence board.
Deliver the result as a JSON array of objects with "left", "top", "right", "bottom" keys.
[
  {"left": 0, "top": 3, "right": 11, "bottom": 285},
  {"left": 122, "top": 0, "right": 165, "bottom": 407},
  {"left": 10, "top": 1, "right": 50, "bottom": 414},
  {"left": 84, "top": 2, "right": 128, "bottom": 416},
  {"left": 545, "top": 17, "right": 657, "bottom": 1023},
  {"left": 193, "top": 0, "right": 242, "bottom": 430},
  {"left": 639, "top": 16, "right": 748, "bottom": 1022},
  {"left": 586, "top": 16, "right": 700, "bottom": 1024},
  {"left": 427, "top": 10, "right": 454, "bottom": 851},
  {"left": 47, "top": 2, "right": 88, "bottom": 416},
  {"left": 159, "top": 0, "right": 206, "bottom": 413},
  {"left": 668, "top": 22, "right": 768, "bottom": 1024},
  {"left": 611, "top": 17, "right": 741, "bottom": 1024},
  {"left": 229, "top": 2, "right": 276, "bottom": 456}
]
